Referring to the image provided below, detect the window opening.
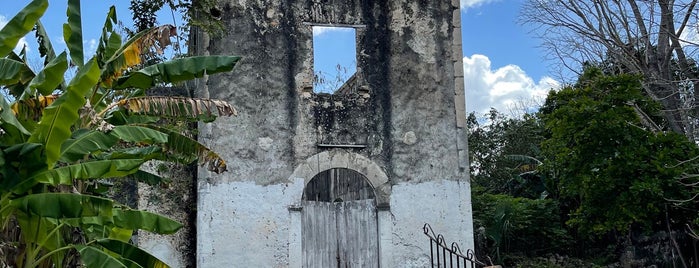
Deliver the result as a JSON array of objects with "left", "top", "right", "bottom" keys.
[{"left": 312, "top": 26, "right": 357, "bottom": 94}]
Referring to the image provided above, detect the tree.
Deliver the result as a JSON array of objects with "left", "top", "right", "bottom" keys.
[
  {"left": 0, "top": 0, "right": 239, "bottom": 267},
  {"left": 520, "top": 0, "right": 699, "bottom": 140},
  {"left": 128, "top": 0, "right": 223, "bottom": 38},
  {"left": 468, "top": 109, "right": 546, "bottom": 198},
  {"left": 468, "top": 109, "right": 571, "bottom": 265},
  {"left": 539, "top": 67, "right": 699, "bottom": 237}
]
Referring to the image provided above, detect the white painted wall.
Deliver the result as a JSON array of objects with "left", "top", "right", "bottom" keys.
[
  {"left": 388, "top": 180, "right": 475, "bottom": 267},
  {"left": 197, "top": 178, "right": 304, "bottom": 267},
  {"left": 197, "top": 178, "right": 474, "bottom": 267}
]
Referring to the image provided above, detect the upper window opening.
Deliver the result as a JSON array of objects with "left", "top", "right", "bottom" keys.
[{"left": 312, "top": 26, "right": 357, "bottom": 94}]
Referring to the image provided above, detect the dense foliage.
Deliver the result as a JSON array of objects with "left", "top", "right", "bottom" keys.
[
  {"left": 473, "top": 192, "right": 570, "bottom": 263},
  {"left": 0, "top": 0, "right": 239, "bottom": 267},
  {"left": 468, "top": 109, "right": 545, "bottom": 197},
  {"left": 470, "top": 67, "right": 699, "bottom": 267},
  {"left": 129, "top": 0, "right": 223, "bottom": 38},
  {"left": 540, "top": 67, "right": 699, "bottom": 236}
]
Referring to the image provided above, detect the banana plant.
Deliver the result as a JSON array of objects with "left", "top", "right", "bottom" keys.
[{"left": 0, "top": 0, "right": 240, "bottom": 267}]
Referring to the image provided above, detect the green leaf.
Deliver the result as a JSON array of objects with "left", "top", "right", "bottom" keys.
[
  {"left": 96, "top": 6, "right": 119, "bottom": 66},
  {"left": 35, "top": 20, "right": 57, "bottom": 64},
  {"left": 3, "top": 52, "right": 35, "bottom": 97},
  {"left": 15, "top": 214, "right": 62, "bottom": 250},
  {"left": 110, "top": 125, "right": 168, "bottom": 144},
  {"left": 59, "top": 129, "right": 119, "bottom": 163},
  {"left": 25, "top": 51, "right": 68, "bottom": 98},
  {"left": 29, "top": 58, "right": 100, "bottom": 168},
  {"left": 132, "top": 170, "right": 167, "bottom": 185},
  {"left": 0, "top": 94, "right": 30, "bottom": 135},
  {"left": 108, "top": 226, "right": 136, "bottom": 243},
  {"left": 63, "top": 0, "right": 84, "bottom": 67},
  {"left": 141, "top": 125, "right": 227, "bottom": 173},
  {"left": 11, "top": 193, "right": 114, "bottom": 219},
  {"left": 97, "top": 239, "right": 170, "bottom": 268},
  {"left": 114, "top": 56, "right": 241, "bottom": 89},
  {"left": 31, "top": 159, "right": 144, "bottom": 185},
  {"left": 119, "top": 258, "right": 146, "bottom": 268},
  {"left": 0, "top": 0, "right": 47, "bottom": 57},
  {"left": 103, "top": 146, "right": 163, "bottom": 161},
  {"left": 103, "top": 108, "right": 160, "bottom": 126},
  {"left": 0, "top": 58, "right": 34, "bottom": 86},
  {"left": 113, "top": 208, "right": 182, "bottom": 234},
  {"left": 76, "top": 245, "right": 129, "bottom": 268},
  {"left": 4, "top": 143, "right": 46, "bottom": 192}
]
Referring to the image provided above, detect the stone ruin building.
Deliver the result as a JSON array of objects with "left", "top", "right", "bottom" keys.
[{"left": 139, "top": 0, "right": 474, "bottom": 267}]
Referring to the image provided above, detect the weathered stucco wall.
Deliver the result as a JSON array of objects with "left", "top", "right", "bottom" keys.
[
  {"left": 137, "top": 161, "right": 197, "bottom": 268},
  {"left": 193, "top": 0, "right": 473, "bottom": 266},
  {"left": 134, "top": 88, "right": 198, "bottom": 268}
]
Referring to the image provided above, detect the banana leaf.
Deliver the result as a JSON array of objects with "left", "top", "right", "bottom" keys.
[
  {"left": 0, "top": 94, "right": 30, "bottom": 136},
  {"left": 24, "top": 51, "right": 68, "bottom": 98},
  {"left": 114, "top": 96, "right": 236, "bottom": 122},
  {"left": 35, "top": 20, "right": 57, "bottom": 64},
  {"left": 97, "top": 239, "right": 169, "bottom": 268},
  {"left": 96, "top": 6, "right": 120, "bottom": 66},
  {"left": 11, "top": 193, "right": 114, "bottom": 219},
  {"left": 0, "top": 58, "right": 34, "bottom": 87},
  {"left": 15, "top": 214, "right": 63, "bottom": 251},
  {"left": 101, "top": 146, "right": 163, "bottom": 162},
  {"left": 63, "top": 0, "right": 84, "bottom": 67},
  {"left": 76, "top": 245, "right": 131, "bottom": 268},
  {"left": 103, "top": 108, "right": 160, "bottom": 126},
  {"left": 100, "top": 26, "right": 162, "bottom": 86},
  {"left": 60, "top": 129, "right": 119, "bottom": 163},
  {"left": 0, "top": 0, "right": 47, "bottom": 57},
  {"left": 30, "top": 159, "right": 144, "bottom": 185},
  {"left": 131, "top": 170, "right": 168, "bottom": 186},
  {"left": 29, "top": 58, "right": 100, "bottom": 168},
  {"left": 120, "top": 258, "right": 147, "bottom": 268},
  {"left": 3, "top": 52, "right": 36, "bottom": 97},
  {"left": 141, "top": 125, "right": 227, "bottom": 173},
  {"left": 3, "top": 143, "right": 46, "bottom": 192},
  {"left": 114, "top": 56, "right": 241, "bottom": 89},
  {"left": 110, "top": 125, "right": 168, "bottom": 144},
  {"left": 112, "top": 208, "right": 182, "bottom": 234}
]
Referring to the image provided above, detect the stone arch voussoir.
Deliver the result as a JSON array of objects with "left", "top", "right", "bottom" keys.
[{"left": 289, "top": 149, "right": 390, "bottom": 205}]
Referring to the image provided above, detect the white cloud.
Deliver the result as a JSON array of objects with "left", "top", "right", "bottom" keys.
[
  {"left": 461, "top": 0, "right": 502, "bottom": 11},
  {"left": 463, "top": 54, "right": 560, "bottom": 116},
  {"left": 0, "top": 15, "right": 30, "bottom": 55},
  {"left": 313, "top": 26, "right": 354, "bottom": 37},
  {"left": 85, "top": 38, "right": 98, "bottom": 57}
]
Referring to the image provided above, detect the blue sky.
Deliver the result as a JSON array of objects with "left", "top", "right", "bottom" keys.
[
  {"left": 461, "top": 0, "right": 559, "bottom": 117},
  {"left": 3, "top": 1, "right": 133, "bottom": 57},
  {"left": 2, "top": 0, "right": 558, "bottom": 116}
]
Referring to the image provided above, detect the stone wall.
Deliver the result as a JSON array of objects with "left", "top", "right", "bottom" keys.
[
  {"left": 137, "top": 162, "right": 196, "bottom": 268},
  {"left": 135, "top": 86, "right": 198, "bottom": 268},
  {"left": 192, "top": 0, "right": 473, "bottom": 266}
]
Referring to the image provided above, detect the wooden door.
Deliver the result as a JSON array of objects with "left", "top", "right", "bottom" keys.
[
  {"left": 302, "top": 200, "right": 379, "bottom": 268},
  {"left": 301, "top": 168, "right": 379, "bottom": 268}
]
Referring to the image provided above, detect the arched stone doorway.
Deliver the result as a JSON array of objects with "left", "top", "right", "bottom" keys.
[{"left": 301, "top": 168, "right": 379, "bottom": 268}]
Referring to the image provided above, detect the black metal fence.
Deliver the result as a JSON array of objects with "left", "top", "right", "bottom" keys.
[{"left": 423, "top": 223, "right": 486, "bottom": 268}]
